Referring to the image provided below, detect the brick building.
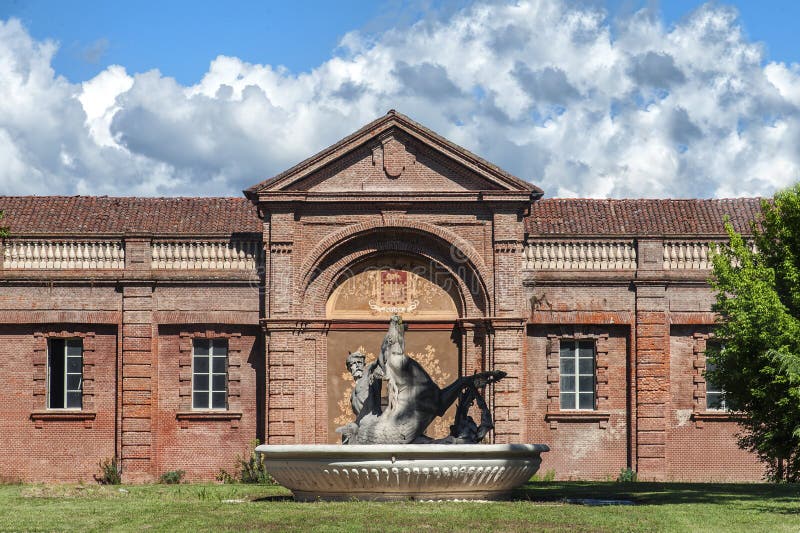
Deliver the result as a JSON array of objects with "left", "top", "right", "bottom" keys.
[{"left": 0, "top": 111, "right": 764, "bottom": 482}]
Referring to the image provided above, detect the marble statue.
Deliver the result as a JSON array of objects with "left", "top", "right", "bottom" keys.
[
  {"left": 343, "top": 350, "right": 382, "bottom": 442},
  {"left": 337, "top": 315, "right": 505, "bottom": 444}
]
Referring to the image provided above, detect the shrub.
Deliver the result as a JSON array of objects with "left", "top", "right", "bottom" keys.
[
  {"left": 237, "top": 439, "right": 275, "bottom": 484},
  {"left": 96, "top": 457, "right": 122, "bottom": 485},
  {"left": 158, "top": 470, "right": 186, "bottom": 484},
  {"left": 214, "top": 440, "right": 278, "bottom": 484},
  {"left": 531, "top": 469, "right": 556, "bottom": 482},
  {"left": 616, "top": 468, "right": 638, "bottom": 482},
  {"left": 0, "top": 210, "right": 8, "bottom": 238},
  {"left": 216, "top": 469, "right": 236, "bottom": 484}
]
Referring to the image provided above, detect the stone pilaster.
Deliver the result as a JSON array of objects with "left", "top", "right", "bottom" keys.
[
  {"left": 488, "top": 209, "right": 527, "bottom": 443},
  {"left": 634, "top": 238, "right": 669, "bottom": 480},
  {"left": 489, "top": 319, "right": 526, "bottom": 443},
  {"left": 264, "top": 328, "right": 296, "bottom": 444},
  {"left": 120, "top": 285, "right": 154, "bottom": 481},
  {"left": 120, "top": 234, "right": 155, "bottom": 481},
  {"left": 267, "top": 209, "right": 295, "bottom": 317},
  {"left": 492, "top": 211, "right": 526, "bottom": 316}
]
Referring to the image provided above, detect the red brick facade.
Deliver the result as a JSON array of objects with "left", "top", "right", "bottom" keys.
[{"left": 0, "top": 111, "right": 764, "bottom": 482}]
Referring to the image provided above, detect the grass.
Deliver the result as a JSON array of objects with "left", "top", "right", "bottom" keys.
[{"left": 0, "top": 481, "right": 798, "bottom": 532}]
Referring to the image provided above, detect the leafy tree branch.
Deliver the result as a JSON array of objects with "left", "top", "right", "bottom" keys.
[
  {"left": 710, "top": 186, "right": 800, "bottom": 482},
  {"left": 0, "top": 210, "right": 8, "bottom": 238}
]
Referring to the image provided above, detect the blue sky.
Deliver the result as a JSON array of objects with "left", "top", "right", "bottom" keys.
[
  {"left": 0, "top": 0, "right": 798, "bottom": 198},
  {"left": 3, "top": 1, "right": 798, "bottom": 84},
  {"left": 0, "top": 0, "right": 419, "bottom": 84}
]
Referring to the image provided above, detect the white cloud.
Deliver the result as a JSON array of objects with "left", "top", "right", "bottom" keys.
[
  {"left": 0, "top": 1, "right": 799, "bottom": 198},
  {"left": 79, "top": 65, "right": 133, "bottom": 148}
]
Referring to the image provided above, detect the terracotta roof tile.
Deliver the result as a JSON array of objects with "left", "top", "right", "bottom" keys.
[
  {"left": 0, "top": 196, "right": 261, "bottom": 236},
  {"left": 0, "top": 195, "right": 765, "bottom": 238},
  {"left": 526, "top": 198, "right": 764, "bottom": 236}
]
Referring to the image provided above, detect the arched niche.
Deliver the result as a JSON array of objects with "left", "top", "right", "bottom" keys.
[
  {"left": 324, "top": 254, "right": 463, "bottom": 443},
  {"left": 302, "top": 227, "right": 489, "bottom": 320},
  {"left": 325, "top": 255, "right": 460, "bottom": 321}
]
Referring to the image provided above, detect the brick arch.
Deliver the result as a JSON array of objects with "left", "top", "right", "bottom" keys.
[
  {"left": 299, "top": 219, "right": 492, "bottom": 299},
  {"left": 306, "top": 247, "right": 476, "bottom": 319},
  {"left": 301, "top": 230, "right": 492, "bottom": 318},
  {"left": 324, "top": 251, "right": 464, "bottom": 319}
]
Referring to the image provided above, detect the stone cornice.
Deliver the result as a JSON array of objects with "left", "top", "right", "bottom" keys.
[
  {"left": 254, "top": 191, "right": 534, "bottom": 205},
  {"left": 0, "top": 271, "right": 259, "bottom": 283},
  {"left": 0, "top": 311, "right": 121, "bottom": 324}
]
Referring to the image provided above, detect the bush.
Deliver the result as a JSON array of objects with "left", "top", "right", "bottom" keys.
[
  {"left": 158, "top": 470, "right": 186, "bottom": 484},
  {"left": 616, "top": 468, "right": 638, "bottom": 482},
  {"left": 96, "top": 457, "right": 122, "bottom": 485},
  {"left": 531, "top": 469, "right": 556, "bottom": 482},
  {"left": 214, "top": 440, "right": 278, "bottom": 485},
  {"left": 216, "top": 469, "right": 236, "bottom": 484},
  {"left": 237, "top": 439, "right": 275, "bottom": 484}
]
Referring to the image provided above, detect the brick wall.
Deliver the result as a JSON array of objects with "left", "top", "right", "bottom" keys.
[
  {"left": 0, "top": 324, "right": 117, "bottom": 482},
  {"left": 154, "top": 325, "right": 262, "bottom": 480},
  {"left": 526, "top": 325, "right": 629, "bottom": 480},
  {"left": 667, "top": 326, "right": 764, "bottom": 481}
]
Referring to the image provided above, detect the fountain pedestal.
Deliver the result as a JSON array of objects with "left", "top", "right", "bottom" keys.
[{"left": 256, "top": 443, "right": 549, "bottom": 501}]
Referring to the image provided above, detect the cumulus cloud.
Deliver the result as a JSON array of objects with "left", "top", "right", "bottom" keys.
[{"left": 0, "top": 1, "right": 799, "bottom": 198}]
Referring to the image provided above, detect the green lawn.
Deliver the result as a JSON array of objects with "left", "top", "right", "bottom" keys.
[{"left": 0, "top": 481, "right": 797, "bottom": 532}]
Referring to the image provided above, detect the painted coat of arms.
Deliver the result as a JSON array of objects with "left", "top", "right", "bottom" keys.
[{"left": 369, "top": 269, "right": 419, "bottom": 314}]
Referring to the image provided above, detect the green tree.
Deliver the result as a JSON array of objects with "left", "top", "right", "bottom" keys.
[
  {"left": 710, "top": 185, "right": 800, "bottom": 482},
  {"left": 0, "top": 210, "right": 7, "bottom": 238}
]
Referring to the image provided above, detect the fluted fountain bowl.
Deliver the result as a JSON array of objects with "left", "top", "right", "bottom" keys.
[{"left": 255, "top": 443, "right": 549, "bottom": 501}]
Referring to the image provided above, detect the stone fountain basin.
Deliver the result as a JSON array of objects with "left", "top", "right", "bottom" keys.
[{"left": 256, "top": 443, "right": 550, "bottom": 501}]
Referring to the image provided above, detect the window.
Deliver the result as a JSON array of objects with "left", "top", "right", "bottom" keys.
[
  {"left": 48, "top": 338, "right": 83, "bottom": 409},
  {"left": 705, "top": 361, "right": 727, "bottom": 411},
  {"left": 192, "top": 339, "right": 228, "bottom": 410},
  {"left": 560, "top": 340, "right": 595, "bottom": 410}
]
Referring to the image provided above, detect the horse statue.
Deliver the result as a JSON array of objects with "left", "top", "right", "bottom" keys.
[{"left": 337, "top": 315, "right": 505, "bottom": 444}]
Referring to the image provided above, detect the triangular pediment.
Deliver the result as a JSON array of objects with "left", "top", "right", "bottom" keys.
[{"left": 245, "top": 111, "right": 541, "bottom": 200}]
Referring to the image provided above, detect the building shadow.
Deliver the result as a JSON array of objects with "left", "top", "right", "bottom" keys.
[{"left": 514, "top": 481, "right": 800, "bottom": 506}]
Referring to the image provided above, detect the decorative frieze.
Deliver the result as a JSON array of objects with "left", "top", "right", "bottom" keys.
[
  {"left": 3, "top": 239, "right": 125, "bottom": 269},
  {"left": 523, "top": 240, "right": 636, "bottom": 270},
  {"left": 151, "top": 240, "right": 262, "bottom": 270}
]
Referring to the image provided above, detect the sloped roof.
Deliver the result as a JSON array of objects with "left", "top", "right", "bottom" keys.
[
  {"left": 527, "top": 198, "right": 764, "bottom": 236},
  {"left": 244, "top": 110, "right": 542, "bottom": 198},
  {"left": 0, "top": 196, "right": 765, "bottom": 238},
  {"left": 0, "top": 196, "right": 261, "bottom": 236}
]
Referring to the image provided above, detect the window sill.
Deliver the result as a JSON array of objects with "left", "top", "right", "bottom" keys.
[
  {"left": 30, "top": 411, "right": 96, "bottom": 421},
  {"left": 30, "top": 411, "right": 96, "bottom": 428},
  {"left": 691, "top": 411, "right": 745, "bottom": 422},
  {"left": 175, "top": 411, "right": 242, "bottom": 429},
  {"left": 545, "top": 411, "right": 610, "bottom": 428},
  {"left": 176, "top": 411, "right": 242, "bottom": 424}
]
